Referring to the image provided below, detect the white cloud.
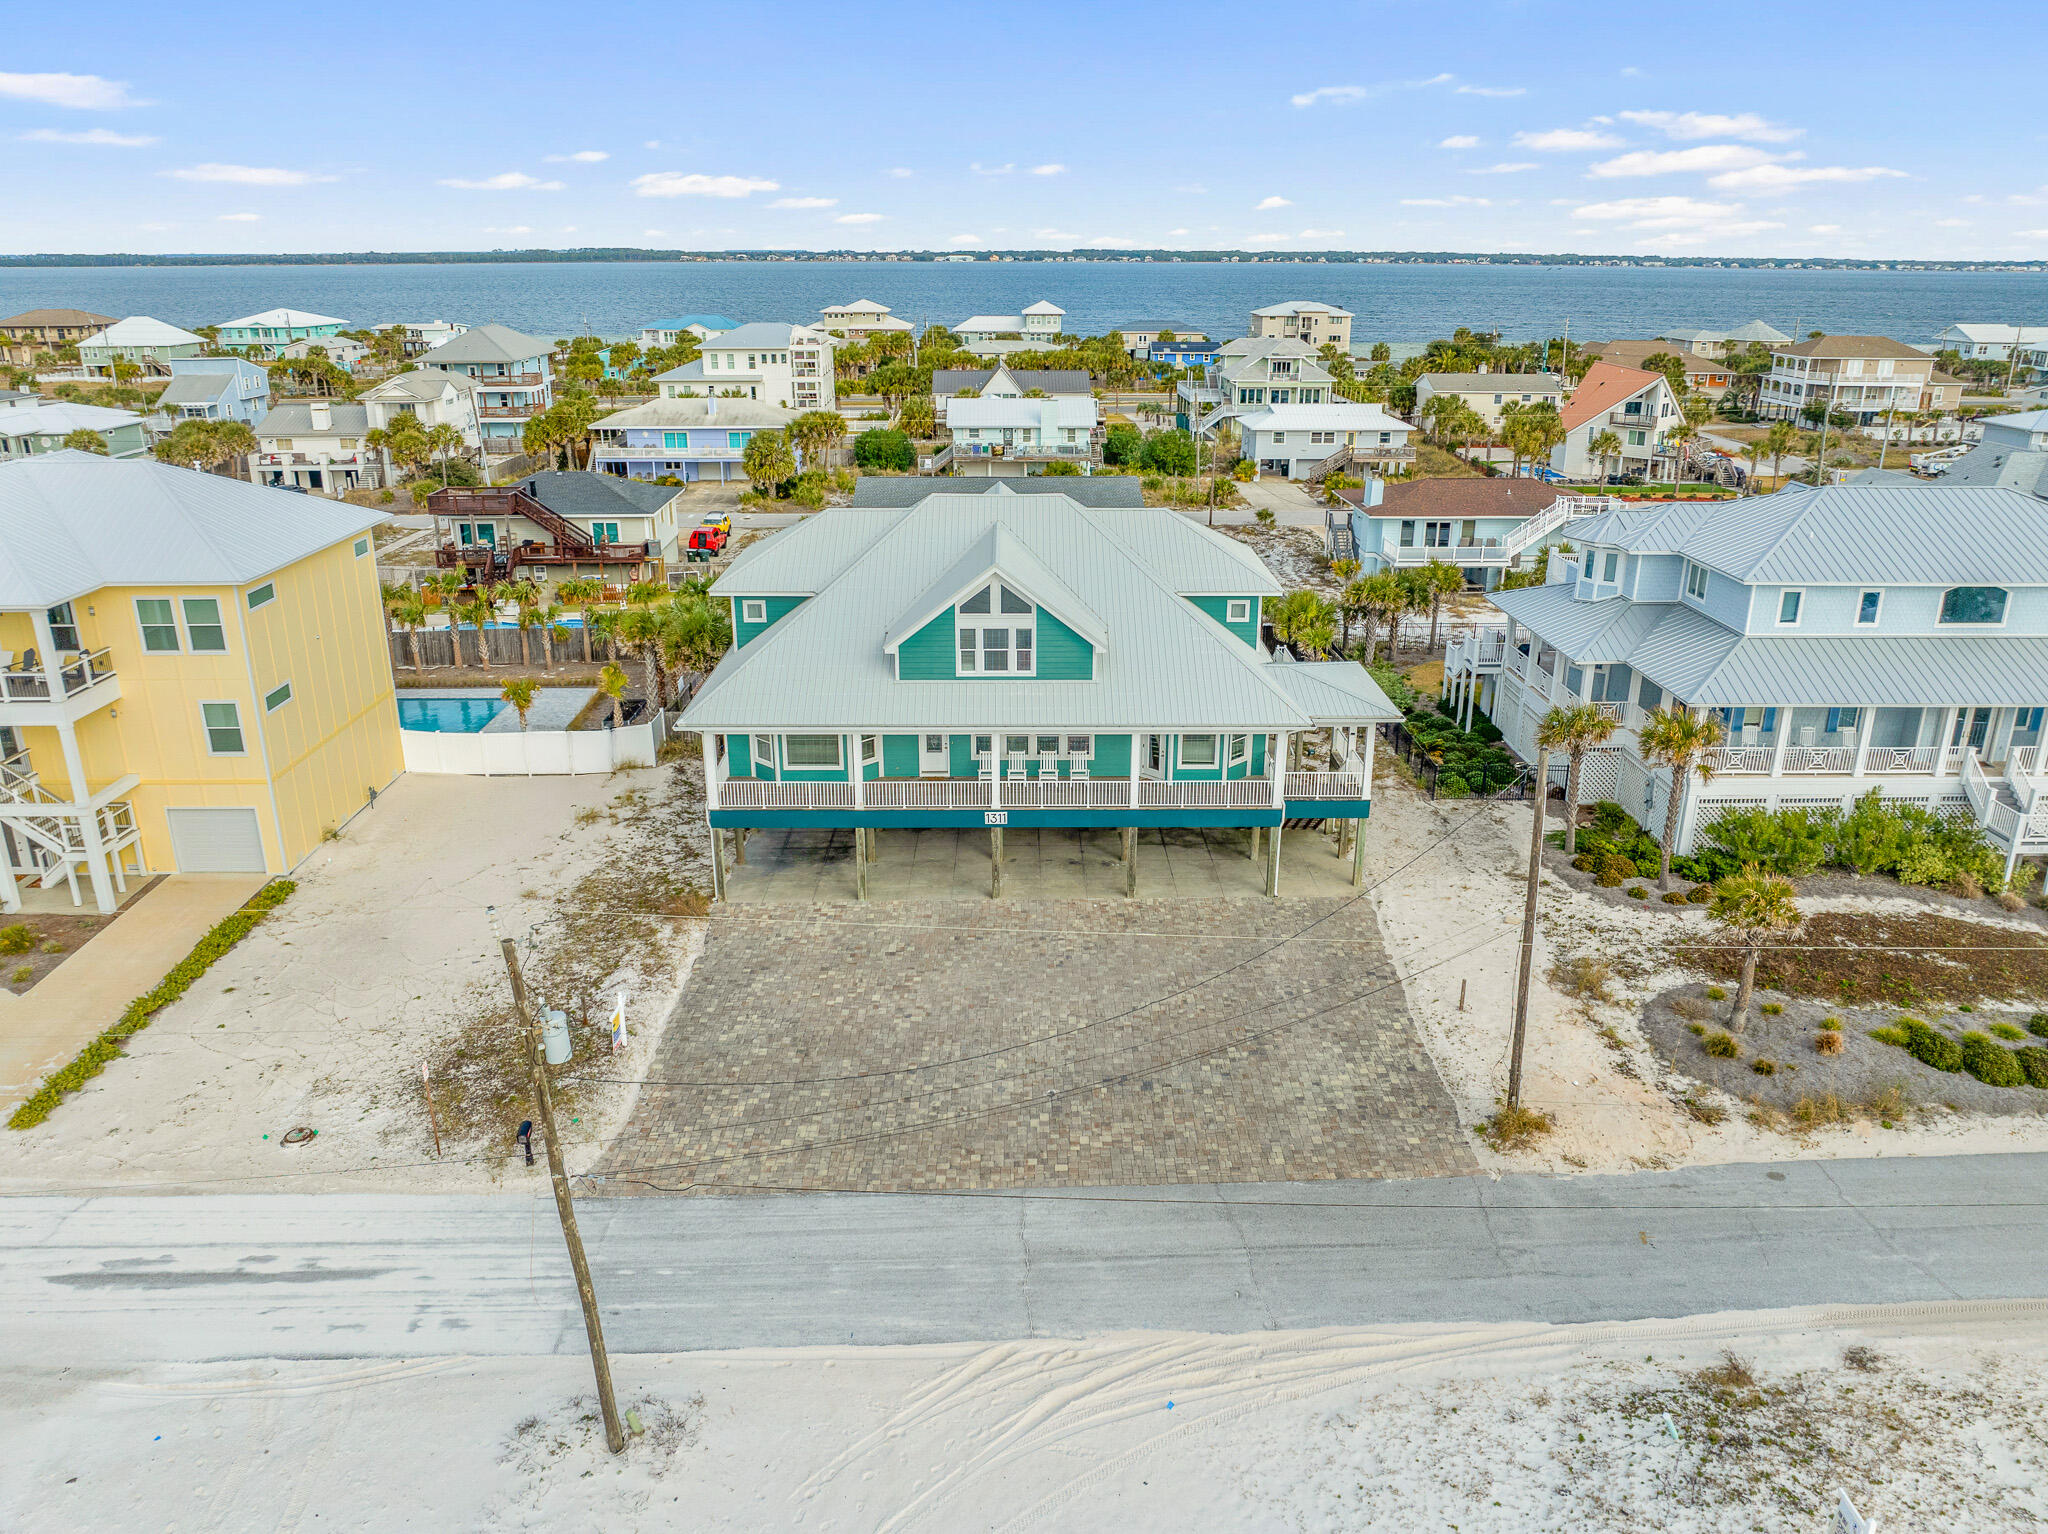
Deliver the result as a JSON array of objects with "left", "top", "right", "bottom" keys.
[
  {"left": 1438, "top": 135, "right": 1480, "bottom": 149},
  {"left": 770, "top": 196, "right": 838, "bottom": 208},
  {"left": 970, "top": 161, "right": 1015, "bottom": 176},
  {"left": 1255, "top": 195, "right": 1293, "bottom": 210},
  {"left": 1085, "top": 236, "right": 1138, "bottom": 248},
  {"left": 1708, "top": 163, "right": 1907, "bottom": 191},
  {"left": 1290, "top": 73, "right": 1452, "bottom": 108},
  {"left": 1573, "top": 194, "right": 1742, "bottom": 228},
  {"left": 1513, "top": 128, "right": 1623, "bottom": 151},
  {"left": 437, "top": 170, "right": 564, "bottom": 191},
  {"left": 1245, "top": 233, "right": 1293, "bottom": 243},
  {"left": 1166, "top": 228, "right": 1191, "bottom": 236},
  {"left": 946, "top": 234, "right": 985, "bottom": 247},
  {"left": 1619, "top": 66, "right": 1643, "bottom": 78},
  {"left": 542, "top": 150, "right": 609, "bottom": 163},
  {"left": 631, "top": 172, "right": 778, "bottom": 198},
  {"left": 834, "top": 212, "right": 884, "bottom": 225},
  {"left": 1029, "top": 163, "right": 1066, "bottom": 176},
  {"left": 643, "top": 140, "right": 661, "bottom": 149},
  {"left": 1618, "top": 110, "right": 1800, "bottom": 143},
  {"left": 481, "top": 225, "right": 534, "bottom": 235},
  {"left": 171, "top": 162, "right": 338, "bottom": 186},
  {"left": 1034, "top": 228, "right": 1079, "bottom": 241},
  {"left": 1297, "top": 228, "right": 1345, "bottom": 239},
  {"left": 217, "top": 213, "right": 262, "bottom": 222},
  {"left": 2005, "top": 188, "right": 2046, "bottom": 206},
  {"left": 19, "top": 127, "right": 157, "bottom": 146},
  {"left": 0, "top": 71, "right": 141, "bottom": 110},
  {"left": 1808, "top": 224, "right": 1842, "bottom": 234},
  {"left": 887, "top": 167, "right": 913, "bottom": 178},
  {"left": 1589, "top": 145, "right": 1781, "bottom": 178},
  {"left": 1400, "top": 195, "right": 1492, "bottom": 207},
  {"left": 1456, "top": 84, "right": 1524, "bottom": 97},
  {"left": 2017, "top": 229, "right": 2048, "bottom": 239},
  {"left": 1467, "top": 162, "right": 1538, "bottom": 175}
]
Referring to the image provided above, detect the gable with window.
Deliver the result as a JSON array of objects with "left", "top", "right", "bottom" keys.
[{"left": 955, "top": 582, "right": 1036, "bottom": 675}]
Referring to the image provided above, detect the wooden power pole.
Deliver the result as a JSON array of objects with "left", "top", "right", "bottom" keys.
[
  {"left": 496, "top": 926, "right": 626, "bottom": 1454},
  {"left": 1506, "top": 749, "right": 1549, "bottom": 1109}
]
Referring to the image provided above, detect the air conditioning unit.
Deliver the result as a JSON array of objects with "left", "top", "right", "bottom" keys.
[{"left": 643, "top": 539, "right": 662, "bottom": 555}]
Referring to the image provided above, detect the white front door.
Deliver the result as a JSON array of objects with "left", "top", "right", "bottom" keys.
[
  {"left": 1142, "top": 733, "right": 1165, "bottom": 778},
  {"left": 920, "top": 732, "right": 949, "bottom": 776}
]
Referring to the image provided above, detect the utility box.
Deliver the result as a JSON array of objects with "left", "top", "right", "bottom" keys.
[{"left": 542, "top": 1008, "right": 572, "bottom": 1065}]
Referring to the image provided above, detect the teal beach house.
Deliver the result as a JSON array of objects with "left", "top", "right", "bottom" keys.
[{"left": 682, "top": 488, "right": 1399, "bottom": 897}]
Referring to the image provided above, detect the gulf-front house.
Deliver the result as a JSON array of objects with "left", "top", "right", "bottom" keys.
[
  {"left": 680, "top": 488, "right": 1399, "bottom": 897},
  {"left": 1443, "top": 485, "right": 2048, "bottom": 874}
]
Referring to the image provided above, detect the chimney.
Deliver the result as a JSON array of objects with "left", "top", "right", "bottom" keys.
[
  {"left": 706, "top": 394, "right": 717, "bottom": 419},
  {"left": 1364, "top": 474, "right": 1384, "bottom": 508},
  {"left": 310, "top": 401, "right": 332, "bottom": 431}
]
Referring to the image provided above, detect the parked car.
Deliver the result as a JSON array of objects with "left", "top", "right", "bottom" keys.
[
  {"left": 698, "top": 510, "right": 733, "bottom": 535},
  {"left": 685, "top": 524, "right": 729, "bottom": 561}
]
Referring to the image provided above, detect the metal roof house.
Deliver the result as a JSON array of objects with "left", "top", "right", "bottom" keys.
[
  {"left": 681, "top": 488, "right": 1399, "bottom": 897},
  {"left": 1445, "top": 484, "right": 2048, "bottom": 871},
  {"left": 77, "top": 316, "right": 207, "bottom": 378}
]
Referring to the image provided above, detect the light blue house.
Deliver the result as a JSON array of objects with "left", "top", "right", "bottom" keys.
[
  {"left": 640, "top": 315, "right": 738, "bottom": 348},
  {"left": 215, "top": 308, "right": 349, "bottom": 358},
  {"left": 419, "top": 323, "right": 556, "bottom": 454},
  {"left": 682, "top": 488, "right": 1398, "bottom": 896},
  {"left": 587, "top": 396, "right": 797, "bottom": 482},
  {"left": 1445, "top": 484, "right": 2048, "bottom": 871},
  {"left": 157, "top": 357, "right": 270, "bottom": 425},
  {"left": 1331, "top": 477, "right": 1587, "bottom": 589}
]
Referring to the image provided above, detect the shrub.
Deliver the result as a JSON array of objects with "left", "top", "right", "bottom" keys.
[
  {"left": 1593, "top": 852, "right": 1634, "bottom": 887},
  {"left": 9, "top": 964, "right": 30, "bottom": 984},
  {"left": 8, "top": 881, "right": 295, "bottom": 1130},
  {"left": 1751, "top": 1058, "right": 1777, "bottom": 1076},
  {"left": 1897, "top": 1018, "right": 1963, "bottom": 1073},
  {"left": 1959, "top": 1032, "right": 2025, "bottom": 1087},
  {"left": 2029, "top": 1013, "right": 2048, "bottom": 1039},
  {"left": 1827, "top": 789, "right": 1914, "bottom": 876},
  {"left": 1672, "top": 846, "right": 1742, "bottom": 884},
  {"left": 1868, "top": 1026, "right": 1908, "bottom": 1046},
  {"left": 1815, "top": 1030, "right": 1845, "bottom": 1056},
  {"left": 1478, "top": 1102, "right": 1554, "bottom": 1151},
  {"left": 2018, "top": 1048, "right": 2048, "bottom": 1089},
  {"left": 0, "top": 925, "right": 34, "bottom": 955},
  {"left": 1590, "top": 801, "right": 1635, "bottom": 836},
  {"left": 1686, "top": 1022, "right": 1707, "bottom": 1036},
  {"left": 1701, "top": 1031, "right": 1739, "bottom": 1059},
  {"left": 1703, "top": 805, "right": 1830, "bottom": 877},
  {"left": 1550, "top": 956, "right": 1614, "bottom": 1002},
  {"left": 852, "top": 428, "right": 915, "bottom": 472},
  {"left": 1706, "top": 985, "right": 1727, "bottom": 1001},
  {"left": 1760, "top": 1001, "right": 1784, "bottom": 1016},
  {"left": 1572, "top": 854, "right": 1594, "bottom": 873},
  {"left": 1626, "top": 885, "right": 1648, "bottom": 900},
  {"left": 1998, "top": 891, "right": 2027, "bottom": 912},
  {"left": 1662, "top": 890, "right": 1689, "bottom": 904},
  {"left": 1820, "top": 1016, "right": 1842, "bottom": 1030},
  {"left": 1687, "top": 883, "right": 1715, "bottom": 905}
]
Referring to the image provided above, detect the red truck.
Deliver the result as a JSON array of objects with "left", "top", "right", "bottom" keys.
[{"left": 685, "top": 524, "right": 729, "bottom": 561}]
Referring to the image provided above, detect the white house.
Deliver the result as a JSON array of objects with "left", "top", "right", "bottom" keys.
[
  {"left": 1177, "top": 337, "right": 1337, "bottom": 438},
  {"left": 369, "top": 320, "right": 470, "bottom": 357},
  {"left": 155, "top": 357, "right": 270, "bottom": 426},
  {"left": 278, "top": 335, "right": 368, "bottom": 371},
  {"left": 1413, "top": 372, "right": 1566, "bottom": 432},
  {"left": 1236, "top": 403, "right": 1413, "bottom": 481},
  {"left": 1551, "top": 361, "right": 1682, "bottom": 481},
  {"left": 250, "top": 400, "right": 378, "bottom": 495},
  {"left": 587, "top": 395, "right": 800, "bottom": 484},
  {"left": 952, "top": 302, "right": 1065, "bottom": 348},
  {"left": 1248, "top": 302, "right": 1353, "bottom": 351},
  {"left": 77, "top": 316, "right": 207, "bottom": 378},
  {"left": 638, "top": 315, "right": 737, "bottom": 349},
  {"left": 1934, "top": 323, "right": 2048, "bottom": 363},
  {"left": 1447, "top": 484, "right": 2048, "bottom": 874},
  {"left": 818, "top": 300, "right": 912, "bottom": 337},
  {"left": 944, "top": 395, "right": 1101, "bottom": 477},
  {"left": 359, "top": 367, "right": 482, "bottom": 463},
  {"left": 930, "top": 362, "right": 1093, "bottom": 423},
  {"left": 1655, "top": 321, "right": 1792, "bottom": 356},
  {"left": 652, "top": 322, "right": 835, "bottom": 412}
]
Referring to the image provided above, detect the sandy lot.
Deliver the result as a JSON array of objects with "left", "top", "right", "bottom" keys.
[
  {"left": 6, "top": 1302, "right": 2042, "bottom": 1531},
  {"left": 1362, "top": 774, "right": 2048, "bottom": 1173},
  {"left": 2, "top": 765, "right": 711, "bottom": 1196}
]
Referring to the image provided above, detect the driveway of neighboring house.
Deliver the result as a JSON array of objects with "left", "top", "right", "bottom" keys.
[
  {"left": 596, "top": 885, "right": 1476, "bottom": 1194},
  {"left": 1233, "top": 475, "right": 1328, "bottom": 527}
]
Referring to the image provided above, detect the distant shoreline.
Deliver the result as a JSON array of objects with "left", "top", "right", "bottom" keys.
[{"left": 1, "top": 249, "right": 2042, "bottom": 273}]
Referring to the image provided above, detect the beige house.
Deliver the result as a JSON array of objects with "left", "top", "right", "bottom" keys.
[
  {"left": 1412, "top": 372, "right": 1565, "bottom": 432},
  {"left": 1248, "top": 302, "right": 1352, "bottom": 351},
  {"left": 1581, "top": 339, "right": 1734, "bottom": 396},
  {"left": 1761, "top": 336, "right": 1937, "bottom": 426}
]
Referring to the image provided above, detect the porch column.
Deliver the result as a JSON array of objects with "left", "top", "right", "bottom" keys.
[
  {"left": 989, "top": 826, "right": 1004, "bottom": 899},
  {"left": 0, "top": 832, "right": 18, "bottom": 913},
  {"left": 1768, "top": 712, "right": 1790, "bottom": 778},
  {"left": 1934, "top": 707, "right": 1959, "bottom": 778},
  {"left": 851, "top": 734, "right": 865, "bottom": 809},
  {"left": 1851, "top": 713, "right": 1871, "bottom": 780},
  {"left": 76, "top": 801, "right": 115, "bottom": 915},
  {"left": 1128, "top": 734, "right": 1140, "bottom": 809},
  {"left": 700, "top": 731, "right": 721, "bottom": 813},
  {"left": 1265, "top": 822, "right": 1282, "bottom": 898},
  {"left": 1272, "top": 734, "right": 1289, "bottom": 809},
  {"left": 854, "top": 826, "right": 868, "bottom": 901},
  {"left": 1120, "top": 826, "right": 1136, "bottom": 897}
]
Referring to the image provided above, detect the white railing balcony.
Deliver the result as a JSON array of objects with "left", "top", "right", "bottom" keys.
[
  {"left": 718, "top": 779, "right": 855, "bottom": 810},
  {"left": 1593, "top": 702, "right": 1623, "bottom": 722},
  {"left": 2012, "top": 744, "right": 2041, "bottom": 779},
  {"left": 1704, "top": 745, "right": 1776, "bottom": 774},
  {"left": 1284, "top": 771, "right": 1367, "bottom": 800},
  {"left": 1862, "top": 745, "right": 1938, "bottom": 774},
  {"left": 1000, "top": 778, "right": 1136, "bottom": 810},
  {"left": 719, "top": 776, "right": 1279, "bottom": 812},
  {"left": 0, "top": 648, "right": 116, "bottom": 703},
  {"left": 1782, "top": 746, "right": 1858, "bottom": 774},
  {"left": 1138, "top": 778, "right": 1272, "bottom": 808},
  {"left": 865, "top": 779, "right": 992, "bottom": 810}
]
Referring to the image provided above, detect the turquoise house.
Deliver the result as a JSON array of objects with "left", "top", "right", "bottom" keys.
[
  {"left": 216, "top": 308, "right": 350, "bottom": 358},
  {"left": 682, "top": 487, "right": 1399, "bottom": 896}
]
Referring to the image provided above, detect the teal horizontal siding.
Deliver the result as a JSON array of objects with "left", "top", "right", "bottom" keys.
[
  {"left": 898, "top": 609, "right": 957, "bottom": 679},
  {"left": 733, "top": 595, "right": 806, "bottom": 648},
  {"left": 1187, "top": 595, "right": 1260, "bottom": 647},
  {"left": 710, "top": 808, "right": 1286, "bottom": 830},
  {"left": 1034, "top": 611, "right": 1094, "bottom": 680}
]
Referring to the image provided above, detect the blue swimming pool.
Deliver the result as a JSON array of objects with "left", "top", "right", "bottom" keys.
[{"left": 398, "top": 696, "right": 507, "bottom": 733}]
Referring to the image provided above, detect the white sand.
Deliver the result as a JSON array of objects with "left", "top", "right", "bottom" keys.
[
  {"left": 3, "top": 767, "right": 707, "bottom": 1196},
  {"left": 7, "top": 1303, "right": 2042, "bottom": 1531},
  {"left": 1362, "top": 775, "right": 2048, "bottom": 1173}
]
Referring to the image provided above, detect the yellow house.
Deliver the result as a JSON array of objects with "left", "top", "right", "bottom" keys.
[{"left": 0, "top": 451, "right": 402, "bottom": 911}]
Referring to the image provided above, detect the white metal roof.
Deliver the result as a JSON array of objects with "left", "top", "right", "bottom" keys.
[
  {"left": 954, "top": 315, "right": 1026, "bottom": 332},
  {"left": 0, "top": 452, "right": 381, "bottom": 609},
  {"left": 80, "top": 316, "right": 205, "bottom": 348},
  {"left": 423, "top": 323, "right": 554, "bottom": 364},
  {"left": 0, "top": 399, "right": 142, "bottom": 435},
  {"left": 945, "top": 395, "right": 1097, "bottom": 431},
  {"left": 1234, "top": 403, "right": 1412, "bottom": 433},
  {"left": 220, "top": 308, "right": 348, "bottom": 329},
  {"left": 700, "top": 322, "right": 827, "bottom": 348},
  {"left": 361, "top": 367, "right": 474, "bottom": 400},
  {"left": 594, "top": 397, "right": 799, "bottom": 431},
  {"left": 1022, "top": 301, "right": 1065, "bottom": 315}
]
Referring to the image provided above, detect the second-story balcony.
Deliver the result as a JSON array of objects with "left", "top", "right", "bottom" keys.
[
  {"left": 0, "top": 647, "right": 116, "bottom": 704},
  {"left": 477, "top": 403, "right": 539, "bottom": 419}
]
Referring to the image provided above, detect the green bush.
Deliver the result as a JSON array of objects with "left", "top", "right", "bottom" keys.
[
  {"left": 0, "top": 925, "right": 34, "bottom": 955},
  {"left": 1687, "top": 884, "right": 1715, "bottom": 904},
  {"left": 1706, "top": 985, "right": 1727, "bottom": 1001},
  {"left": 1896, "top": 842, "right": 1952, "bottom": 887},
  {"left": 1572, "top": 854, "right": 1594, "bottom": 872},
  {"left": 2018, "top": 1047, "right": 2048, "bottom": 1089},
  {"left": 1702, "top": 805, "right": 1830, "bottom": 876},
  {"left": 1868, "top": 1026, "right": 1908, "bottom": 1046},
  {"left": 1760, "top": 1002, "right": 1783, "bottom": 1015},
  {"left": 1828, "top": 789, "right": 1914, "bottom": 876},
  {"left": 1991, "top": 1023, "right": 2027, "bottom": 1042},
  {"left": 7, "top": 881, "right": 295, "bottom": 1130},
  {"left": 1590, "top": 801, "right": 1635, "bottom": 836},
  {"left": 1626, "top": 885, "right": 1648, "bottom": 900},
  {"left": 1751, "top": 1059, "right": 1777, "bottom": 1076},
  {"left": 1959, "top": 1032, "right": 2025, "bottom": 1087},
  {"left": 1661, "top": 890, "right": 1689, "bottom": 905},
  {"left": 1365, "top": 661, "right": 1418, "bottom": 714},
  {"left": 1593, "top": 852, "right": 1634, "bottom": 887},
  {"left": 1701, "top": 1031, "right": 1740, "bottom": 1059},
  {"left": 852, "top": 428, "right": 915, "bottom": 471},
  {"left": 1896, "top": 1018, "right": 1963, "bottom": 1073},
  {"left": 1672, "top": 846, "right": 1742, "bottom": 884},
  {"left": 2030, "top": 1013, "right": 2048, "bottom": 1040}
]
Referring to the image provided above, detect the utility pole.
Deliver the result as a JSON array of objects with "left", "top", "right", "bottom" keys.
[
  {"left": 1506, "top": 749, "right": 1549, "bottom": 1109},
  {"left": 492, "top": 913, "right": 625, "bottom": 1454}
]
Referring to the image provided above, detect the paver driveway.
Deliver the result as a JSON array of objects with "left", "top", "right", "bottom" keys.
[{"left": 594, "top": 892, "right": 1476, "bottom": 1194}]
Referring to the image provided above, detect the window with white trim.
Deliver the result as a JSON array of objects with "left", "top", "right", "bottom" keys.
[
  {"left": 740, "top": 599, "right": 767, "bottom": 625},
  {"left": 136, "top": 598, "right": 180, "bottom": 652},
  {"left": 861, "top": 734, "right": 878, "bottom": 764},
  {"left": 783, "top": 734, "right": 842, "bottom": 768},
  {"left": 1777, "top": 590, "right": 1802, "bottom": 625},
  {"left": 1857, "top": 590, "right": 1882, "bottom": 625},
  {"left": 753, "top": 733, "right": 772, "bottom": 765},
  {"left": 1939, "top": 586, "right": 2007, "bottom": 625},
  {"left": 1228, "top": 733, "right": 1249, "bottom": 765},
  {"left": 1180, "top": 734, "right": 1219, "bottom": 767},
  {"left": 955, "top": 582, "right": 1035, "bottom": 675},
  {"left": 247, "top": 582, "right": 276, "bottom": 611},
  {"left": 1225, "top": 598, "right": 1251, "bottom": 624},
  {"left": 201, "top": 701, "right": 245, "bottom": 755},
  {"left": 1684, "top": 562, "right": 1709, "bottom": 600},
  {"left": 1065, "top": 734, "right": 1092, "bottom": 758},
  {"left": 354, "top": 537, "right": 370, "bottom": 558},
  {"left": 264, "top": 680, "right": 293, "bottom": 711},
  {"left": 183, "top": 597, "right": 227, "bottom": 653}
]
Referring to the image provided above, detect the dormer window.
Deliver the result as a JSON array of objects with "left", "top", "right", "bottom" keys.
[
  {"left": 956, "top": 582, "right": 1035, "bottom": 674},
  {"left": 1939, "top": 586, "right": 2007, "bottom": 625}
]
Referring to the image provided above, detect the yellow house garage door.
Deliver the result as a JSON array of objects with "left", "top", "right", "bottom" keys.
[{"left": 165, "top": 808, "right": 268, "bottom": 873}]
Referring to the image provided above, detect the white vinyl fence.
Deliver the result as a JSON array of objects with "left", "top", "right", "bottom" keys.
[{"left": 401, "top": 709, "right": 679, "bottom": 777}]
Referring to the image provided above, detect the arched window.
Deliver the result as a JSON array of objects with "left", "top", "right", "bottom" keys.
[
  {"left": 1938, "top": 586, "right": 2007, "bottom": 625},
  {"left": 956, "top": 582, "right": 1035, "bottom": 674}
]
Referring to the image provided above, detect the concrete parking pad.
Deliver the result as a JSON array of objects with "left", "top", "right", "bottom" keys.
[{"left": 597, "top": 888, "right": 1476, "bottom": 1193}]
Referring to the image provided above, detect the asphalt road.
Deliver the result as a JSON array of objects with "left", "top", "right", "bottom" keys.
[{"left": 7, "top": 1153, "right": 2045, "bottom": 1363}]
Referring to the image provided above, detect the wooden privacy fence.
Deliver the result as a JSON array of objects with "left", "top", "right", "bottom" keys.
[{"left": 388, "top": 625, "right": 631, "bottom": 670}]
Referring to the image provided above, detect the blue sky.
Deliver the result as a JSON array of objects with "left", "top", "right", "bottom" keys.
[{"left": 5, "top": 0, "right": 2046, "bottom": 260}]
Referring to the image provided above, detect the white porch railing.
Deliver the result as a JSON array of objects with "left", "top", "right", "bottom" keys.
[
  {"left": 1781, "top": 746, "right": 1857, "bottom": 774},
  {"left": 1593, "top": 702, "right": 1623, "bottom": 723},
  {"left": 718, "top": 776, "right": 1280, "bottom": 812},
  {"left": 1703, "top": 745, "right": 1776, "bottom": 774},
  {"left": 1864, "top": 745, "right": 1938, "bottom": 774},
  {"left": 1138, "top": 778, "right": 1272, "bottom": 808},
  {"left": 1284, "top": 770, "right": 1367, "bottom": 800},
  {"left": 865, "top": 779, "right": 991, "bottom": 809}
]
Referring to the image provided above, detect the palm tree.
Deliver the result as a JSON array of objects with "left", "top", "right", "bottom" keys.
[
  {"left": 1587, "top": 429, "right": 1623, "bottom": 487},
  {"left": 537, "top": 603, "right": 565, "bottom": 673},
  {"left": 1739, "top": 439, "right": 1767, "bottom": 494},
  {"left": 1708, "top": 864, "right": 1801, "bottom": 1032},
  {"left": 1336, "top": 577, "right": 1369, "bottom": 653},
  {"left": 587, "top": 607, "right": 623, "bottom": 666},
  {"left": 511, "top": 584, "right": 543, "bottom": 668},
  {"left": 616, "top": 604, "right": 665, "bottom": 708},
  {"left": 1267, "top": 590, "right": 1337, "bottom": 658},
  {"left": 499, "top": 676, "right": 537, "bottom": 731},
  {"left": 1666, "top": 420, "right": 1700, "bottom": 484},
  {"left": 1536, "top": 703, "right": 1620, "bottom": 854},
  {"left": 459, "top": 594, "right": 495, "bottom": 669},
  {"left": 1417, "top": 559, "right": 1465, "bottom": 651},
  {"left": 1761, "top": 420, "right": 1798, "bottom": 487},
  {"left": 391, "top": 594, "right": 427, "bottom": 671},
  {"left": 424, "top": 422, "right": 465, "bottom": 487},
  {"left": 599, "top": 661, "right": 629, "bottom": 729},
  {"left": 1635, "top": 706, "right": 1725, "bottom": 887},
  {"left": 1354, "top": 568, "right": 1405, "bottom": 663}
]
